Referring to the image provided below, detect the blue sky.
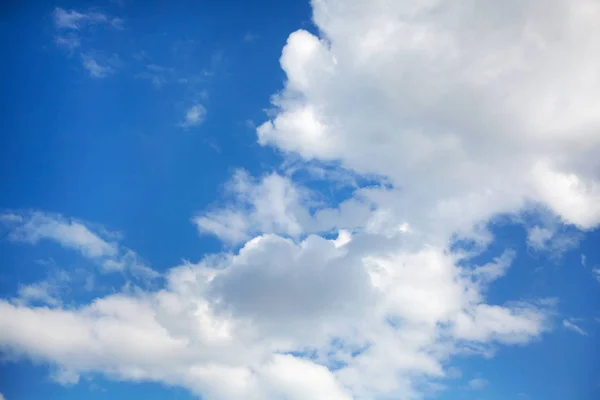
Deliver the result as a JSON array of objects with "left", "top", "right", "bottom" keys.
[{"left": 0, "top": 1, "right": 599, "bottom": 400}]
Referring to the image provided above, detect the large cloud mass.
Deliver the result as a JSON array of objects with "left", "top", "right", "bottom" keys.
[{"left": 2, "top": 0, "right": 600, "bottom": 399}]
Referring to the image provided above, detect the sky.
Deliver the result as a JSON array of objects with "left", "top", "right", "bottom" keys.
[{"left": 0, "top": 1, "right": 599, "bottom": 399}]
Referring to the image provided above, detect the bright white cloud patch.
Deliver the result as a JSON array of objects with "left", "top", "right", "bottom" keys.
[
  {"left": 258, "top": 0, "right": 600, "bottom": 240},
  {"left": 1, "top": 0, "right": 599, "bottom": 399},
  {"left": 180, "top": 104, "right": 207, "bottom": 128},
  {"left": 194, "top": 170, "right": 312, "bottom": 243}
]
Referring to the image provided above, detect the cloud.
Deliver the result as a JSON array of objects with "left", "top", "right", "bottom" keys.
[
  {"left": 135, "top": 64, "right": 172, "bottom": 87},
  {"left": 17, "top": 281, "right": 62, "bottom": 307},
  {"left": 468, "top": 378, "right": 489, "bottom": 390},
  {"left": 593, "top": 268, "right": 600, "bottom": 283},
  {"left": 194, "top": 170, "right": 314, "bottom": 243},
  {"left": 54, "top": 34, "right": 81, "bottom": 52},
  {"left": 525, "top": 222, "right": 582, "bottom": 259},
  {"left": 563, "top": 319, "right": 588, "bottom": 336},
  {"left": 52, "top": 8, "right": 123, "bottom": 77},
  {"left": 471, "top": 250, "right": 516, "bottom": 284},
  {"left": 3, "top": 0, "right": 598, "bottom": 399},
  {"left": 81, "top": 54, "right": 115, "bottom": 78},
  {"left": 0, "top": 211, "right": 157, "bottom": 281},
  {"left": 3, "top": 211, "right": 117, "bottom": 258},
  {"left": 179, "top": 105, "right": 207, "bottom": 128},
  {"left": 244, "top": 32, "right": 258, "bottom": 42},
  {"left": 52, "top": 8, "right": 122, "bottom": 30},
  {"left": 0, "top": 229, "right": 550, "bottom": 399},
  {"left": 581, "top": 253, "right": 587, "bottom": 266},
  {"left": 257, "top": 0, "right": 600, "bottom": 239},
  {"left": 446, "top": 367, "right": 462, "bottom": 379}
]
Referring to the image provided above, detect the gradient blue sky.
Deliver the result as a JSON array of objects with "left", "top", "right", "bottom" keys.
[{"left": 1, "top": 1, "right": 599, "bottom": 400}]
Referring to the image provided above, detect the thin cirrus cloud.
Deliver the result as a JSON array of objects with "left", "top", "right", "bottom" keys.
[
  {"left": 0, "top": 211, "right": 158, "bottom": 280},
  {"left": 52, "top": 7, "right": 123, "bottom": 30},
  {"left": 563, "top": 319, "right": 589, "bottom": 336},
  {"left": 52, "top": 7, "right": 123, "bottom": 78},
  {"left": 468, "top": 378, "right": 489, "bottom": 391}
]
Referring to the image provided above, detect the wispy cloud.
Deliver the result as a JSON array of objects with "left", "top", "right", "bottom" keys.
[
  {"left": 526, "top": 224, "right": 582, "bottom": 260},
  {"left": 54, "top": 33, "right": 80, "bottom": 52},
  {"left": 468, "top": 378, "right": 489, "bottom": 390},
  {"left": 52, "top": 8, "right": 122, "bottom": 30},
  {"left": 81, "top": 54, "right": 115, "bottom": 78},
  {"left": 52, "top": 8, "right": 123, "bottom": 78},
  {"left": 14, "top": 269, "right": 71, "bottom": 307},
  {"left": 563, "top": 319, "right": 588, "bottom": 336},
  {"left": 243, "top": 32, "right": 258, "bottom": 42},
  {"left": 134, "top": 64, "right": 175, "bottom": 87},
  {"left": 5, "top": 211, "right": 117, "bottom": 258},
  {"left": 17, "top": 282, "right": 61, "bottom": 306},
  {"left": 0, "top": 211, "right": 158, "bottom": 281},
  {"left": 447, "top": 367, "right": 462, "bottom": 379},
  {"left": 179, "top": 104, "right": 207, "bottom": 128}
]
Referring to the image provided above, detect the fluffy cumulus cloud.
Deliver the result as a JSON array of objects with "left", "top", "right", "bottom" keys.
[
  {"left": 258, "top": 0, "right": 600, "bottom": 238},
  {"left": 1, "top": 0, "right": 599, "bottom": 399}
]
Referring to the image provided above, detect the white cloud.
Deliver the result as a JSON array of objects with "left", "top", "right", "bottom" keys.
[
  {"left": 194, "top": 170, "right": 313, "bottom": 243},
  {"left": 17, "top": 282, "right": 61, "bottom": 307},
  {"left": 563, "top": 319, "right": 588, "bottom": 336},
  {"left": 468, "top": 378, "right": 489, "bottom": 390},
  {"left": 0, "top": 227, "right": 551, "bottom": 399},
  {"left": 52, "top": 8, "right": 122, "bottom": 30},
  {"left": 51, "top": 367, "right": 80, "bottom": 385},
  {"left": 581, "top": 253, "right": 587, "bottom": 266},
  {"left": 0, "top": 392, "right": 5, "bottom": 400},
  {"left": 4, "top": 211, "right": 117, "bottom": 258},
  {"left": 593, "top": 268, "right": 600, "bottom": 283},
  {"left": 54, "top": 34, "right": 80, "bottom": 51},
  {"left": 81, "top": 54, "right": 114, "bottom": 78},
  {"left": 179, "top": 104, "right": 207, "bottom": 128},
  {"left": 52, "top": 8, "right": 123, "bottom": 77},
  {"left": 446, "top": 367, "right": 462, "bottom": 379},
  {"left": 2, "top": 0, "right": 598, "bottom": 399},
  {"left": 0, "top": 211, "right": 157, "bottom": 281},
  {"left": 257, "top": 0, "right": 600, "bottom": 240},
  {"left": 472, "top": 250, "right": 516, "bottom": 284}
]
